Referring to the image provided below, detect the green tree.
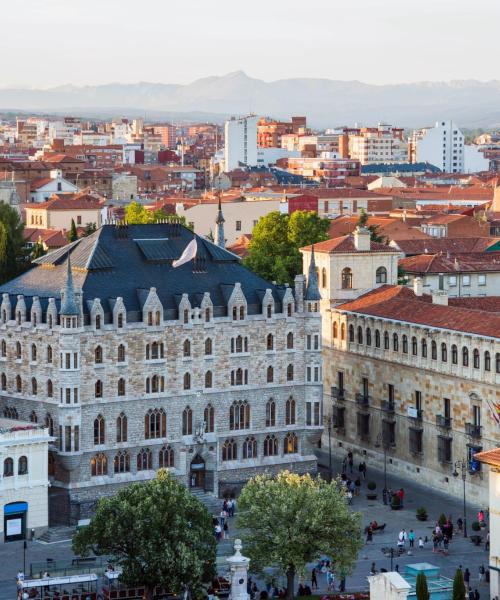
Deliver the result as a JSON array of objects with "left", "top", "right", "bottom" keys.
[
  {"left": 237, "top": 471, "right": 362, "bottom": 600},
  {"left": 452, "top": 569, "right": 466, "bottom": 600},
  {"left": 244, "top": 211, "right": 330, "bottom": 284},
  {"left": 0, "top": 203, "right": 27, "bottom": 284},
  {"left": 31, "top": 240, "right": 46, "bottom": 260},
  {"left": 72, "top": 470, "right": 216, "bottom": 600},
  {"left": 84, "top": 222, "right": 97, "bottom": 236},
  {"left": 356, "top": 209, "right": 386, "bottom": 244},
  {"left": 125, "top": 202, "right": 191, "bottom": 229},
  {"left": 416, "top": 572, "right": 430, "bottom": 600},
  {"left": 67, "top": 218, "right": 78, "bottom": 242}
]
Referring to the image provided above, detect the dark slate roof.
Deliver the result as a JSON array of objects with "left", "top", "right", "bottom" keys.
[{"left": 0, "top": 223, "right": 288, "bottom": 320}]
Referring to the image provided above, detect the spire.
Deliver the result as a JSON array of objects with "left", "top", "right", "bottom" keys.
[
  {"left": 60, "top": 255, "right": 79, "bottom": 316},
  {"left": 214, "top": 194, "right": 226, "bottom": 249},
  {"left": 305, "top": 244, "right": 321, "bottom": 301}
]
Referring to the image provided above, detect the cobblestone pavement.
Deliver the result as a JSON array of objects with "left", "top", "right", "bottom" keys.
[{"left": 0, "top": 451, "right": 492, "bottom": 599}]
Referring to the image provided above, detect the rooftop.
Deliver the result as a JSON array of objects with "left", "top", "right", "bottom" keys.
[
  {"left": 302, "top": 234, "right": 400, "bottom": 255},
  {"left": 399, "top": 252, "right": 500, "bottom": 274}
]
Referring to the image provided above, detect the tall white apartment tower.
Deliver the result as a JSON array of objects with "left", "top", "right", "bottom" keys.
[
  {"left": 224, "top": 115, "right": 258, "bottom": 171},
  {"left": 413, "top": 120, "right": 464, "bottom": 173}
]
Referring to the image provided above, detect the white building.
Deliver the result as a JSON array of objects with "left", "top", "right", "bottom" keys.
[
  {"left": 30, "top": 170, "right": 78, "bottom": 203},
  {"left": 256, "top": 147, "right": 300, "bottom": 167},
  {"left": 413, "top": 120, "right": 464, "bottom": 173},
  {"left": 224, "top": 116, "right": 258, "bottom": 171},
  {"left": 463, "top": 145, "right": 490, "bottom": 173},
  {"left": 0, "top": 418, "right": 52, "bottom": 541},
  {"left": 48, "top": 119, "right": 81, "bottom": 145},
  {"left": 349, "top": 124, "right": 408, "bottom": 165}
]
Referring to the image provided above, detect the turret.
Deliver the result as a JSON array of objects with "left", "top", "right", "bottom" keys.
[
  {"left": 60, "top": 256, "right": 79, "bottom": 328},
  {"left": 305, "top": 245, "right": 321, "bottom": 312},
  {"left": 214, "top": 196, "right": 226, "bottom": 249}
]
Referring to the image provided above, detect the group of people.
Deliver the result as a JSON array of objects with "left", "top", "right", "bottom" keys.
[{"left": 213, "top": 497, "right": 236, "bottom": 541}]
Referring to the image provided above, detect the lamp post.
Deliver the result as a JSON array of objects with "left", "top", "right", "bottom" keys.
[
  {"left": 453, "top": 459, "right": 468, "bottom": 538},
  {"left": 375, "top": 433, "right": 389, "bottom": 502},
  {"left": 327, "top": 416, "right": 333, "bottom": 483}
]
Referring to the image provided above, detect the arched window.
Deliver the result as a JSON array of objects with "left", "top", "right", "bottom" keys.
[
  {"left": 341, "top": 267, "right": 353, "bottom": 289},
  {"left": 1, "top": 339, "right": 6, "bottom": 357},
  {"left": 230, "top": 400, "right": 250, "bottom": 431},
  {"left": 421, "top": 339, "right": 427, "bottom": 358},
  {"left": 182, "top": 406, "right": 193, "bottom": 435},
  {"left": 243, "top": 437, "right": 257, "bottom": 459},
  {"left": 117, "top": 378, "right": 126, "bottom": 396},
  {"left": 441, "top": 343, "right": 448, "bottom": 362},
  {"left": 287, "top": 332, "right": 294, "bottom": 349},
  {"left": 266, "top": 399, "right": 276, "bottom": 427},
  {"left": 496, "top": 353, "right": 500, "bottom": 374},
  {"left": 205, "top": 307, "right": 211, "bottom": 322},
  {"left": 204, "top": 404, "right": 215, "bottom": 433},
  {"left": 341, "top": 323, "right": 346, "bottom": 341},
  {"left": 402, "top": 335, "right": 408, "bottom": 354},
  {"left": 357, "top": 326, "right": 363, "bottom": 344},
  {"left": 117, "top": 313, "right": 124, "bottom": 328},
  {"left": 16, "top": 342, "right": 21, "bottom": 360},
  {"left": 232, "top": 306, "right": 237, "bottom": 321},
  {"left": 240, "top": 306, "right": 245, "bottom": 320},
  {"left": 137, "top": 448, "right": 152, "bottom": 471},
  {"left": 285, "top": 397, "right": 296, "bottom": 425},
  {"left": 47, "top": 345, "right": 53, "bottom": 363},
  {"left": 95, "top": 314, "right": 101, "bottom": 330},
  {"left": 118, "top": 344, "right": 126, "bottom": 362},
  {"left": 91, "top": 453, "right": 107, "bottom": 476},
  {"left": 375, "top": 329, "right": 381, "bottom": 348},
  {"left": 263, "top": 435, "right": 278, "bottom": 457},
  {"left": 235, "top": 335, "right": 243, "bottom": 353},
  {"left": 95, "top": 380, "right": 103, "bottom": 398},
  {"left": 222, "top": 438, "right": 237, "bottom": 461},
  {"left": 155, "top": 310, "right": 161, "bottom": 326},
  {"left": 116, "top": 412, "right": 127, "bottom": 442},
  {"left": 462, "top": 347, "right": 469, "bottom": 367},
  {"left": 183, "top": 339, "right": 191, "bottom": 357},
  {"left": 145, "top": 408, "right": 166, "bottom": 439},
  {"left": 30, "top": 411, "right": 37, "bottom": 423},
  {"left": 3, "top": 457, "right": 14, "bottom": 477},
  {"left": 321, "top": 268, "right": 327, "bottom": 288},
  {"left": 286, "top": 364, "right": 294, "bottom": 381},
  {"left": 183, "top": 309, "right": 189, "bottom": 324},
  {"left": 366, "top": 328, "right": 372, "bottom": 346},
  {"left": 266, "top": 304, "right": 272, "bottom": 319},
  {"left": 45, "top": 413, "right": 54, "bottom": 436},
  {"left": 384, "top": 331, "right": 390, "bottom": 350},
  {"left": 376, "top": 267, "right": 387, "bottom": 284},
  {"left": 205, "top": 370, "right": 213, "bottom": 388},
  {"left": 348, "top": 325, "right": 354, "bottom": 343},
  {"left": 266, "top": 366, "right": 274, "bottom": 383},
  {"left": 473, "top": 349, "right": 480, "bottom": 369},
  {"left": 411, "top": 337, "right": 417, "bottom": 356},
  {"left": 147, "top": 311, "right": 153, "bottom": 326},
  {"left": 284, "top": 432, "right": 298, "bottom": 454},
  {"left": 431, "top": 341, "right": 437, "bottom": 360},
  {"left": 114, "top": 451, "right": 130, "bottom": 473},
  {"left": 145, "top": 344, "right": 150, "bottom": 360},
  {"left": 266, "top": 333, "right": 274, "bottom": 351},
  {"left": 159, "top": 445, "right": 174, "bottom": 468},
  {"left": 94, "top": 415, "right": 105, "bottom": 445},
  {"left": 31, "top": 377, "right": 37, "bottom": 395},
  {"left": 16, "top": 375, "right": 21, "bottom": 393},
  {"left": 31, "top": 344, "right": 37, "bottom": 361},
  {"left": 392, "top": 333, "right": 399, "bottom": 352},
  {"left": 332, "top": 323, "right": 338, "bottom": 340},
  {"left": 485, "top": 351, "right": 491, "bottom": 372},
  {"left": 183, "top": 372, "right": 191, "bottom": 390},
  {"left": 451, "top": 344, "right": 458, "bottom": 364},
  {"left": 204, "top": 338, "right": 213, "bottom": 355},
  {"left": 1, "top": 372, "right": 6, "bottom": 390}
]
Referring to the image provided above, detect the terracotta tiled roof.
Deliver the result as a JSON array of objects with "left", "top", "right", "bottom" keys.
[
  {"left": 315, "top": 188, "right": 390, "bottom": 199},
  {"left": 395, "top": 237, "right": 500, "bottom": 256},
  {"left": 337, "top": 285, "right": 500, "bottom": 338},
  {"left": 474, "top": 448, "right": 500, "bottom": 467},
  {"left": 449, "top": 297, "right": 500, "bottom": 312},
  {"left": 23, "top": 228, "right": 67, "bottom": 248},
  {"left": 227, "top": 234, "right": 252, "bottom": 258},
  {"left": 399, "top": 252, "right": 500, "bottom": 274},
  {"left": 328, "top": 216, "right": 430, "bottom": 241},
  {"left": 302, "top": 234, "right": 399, "bottom": 254},
  {"left": 30, "top": 177, "right": 54, "bottom": 190},
  {"left": 27, "top": 195, "right": 104, "bottom": 211}
]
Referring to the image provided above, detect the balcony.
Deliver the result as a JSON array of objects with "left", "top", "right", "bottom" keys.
[
  {"left": 465, "top": 423, "right": 482, "bottom": 438},
  {"left": 436, "top": 415, "right": 452, "bottom": 429},
  {"left": 407, "top": 407, "right": 423, "bottom": 422},
  {"left": 381, "top": 401, "right": 395, "bottom": 414},
  {"left": 331, "top": 386, "right": 345, "bottom": 402},
  {"left": 355, "top": 393, "right": 371, "bottom": 407}
]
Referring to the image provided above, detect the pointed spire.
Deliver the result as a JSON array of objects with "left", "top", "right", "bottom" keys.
[
  {"left": 305, "top": 244, "right": 321, "bottom": 301},
  {"left": 60, "top": 255, "right": 79, "bottom": 316},
  {"left": 214, "top": 194, "right": 226, "bottom": 249}
]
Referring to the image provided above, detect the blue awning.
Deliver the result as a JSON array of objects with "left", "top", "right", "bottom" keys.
[{"left": 4, "top": 502, "right": 28, "bottom": 515}]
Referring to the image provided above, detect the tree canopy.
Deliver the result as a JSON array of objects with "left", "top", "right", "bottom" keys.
[
  {"left": 0, "top": 202, "right": 27, "bottom": 284},
  {"left": 124, "top": 201, "right": 190, "bottom": 228},
  {"left": 452, "top": 569, "right": 466, "bottom": 600},
  {"left": 416, "top": 572, "right": 430, "bottom": 600},
  {"left": 244, "top": 211, "right": 330, "bottom": 284},
  {"left": 67, "top": 218, "right": 78, "bottom": 242},
  {"left": 237, "top": 471, "right": 363, "bottom": 599},
  {"left": 72, "top": 470, "right": 216, "bottom": 600},
  {"left": 356, "top": 209, "right": 386, "bottom": 244}
]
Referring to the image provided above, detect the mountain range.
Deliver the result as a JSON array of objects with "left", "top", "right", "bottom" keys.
[{"left": 1, "top": 71, "right": 500, "bottom": 128}]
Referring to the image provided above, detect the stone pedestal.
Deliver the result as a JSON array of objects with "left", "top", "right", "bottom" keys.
[
  {"left": 368, "top": 572, "right": 411, "bottom": 600},
  {"left": 226, "top": 539, "right": 250, "bottom": 600}
]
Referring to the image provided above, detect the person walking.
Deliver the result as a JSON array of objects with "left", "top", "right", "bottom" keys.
[
  {"left": 370, "top": 563, "right": 377, "bottom": 576},
  {"left": 479, "top": 565, "right": 485, "bottom": 583},
  {"left": 366, "top": 525, "right": 373, "bottom": 544},
  {"left": 408, "top": 530, "right": 415, "bottom": 548},
  {"left": 419, "top": 537, "right": 424, "bottom": 549},
  {"left": 359, "top": 461, "right": 367, "bottom": 480},
  {"left": 464, "top": 568, "right": 471, "bottom": 591},
  {"left": 311, "top": 568, "right": 318, "bottom": 590},
  {"left": 348, "top": 451, "right": 354, "bottom": 474}
]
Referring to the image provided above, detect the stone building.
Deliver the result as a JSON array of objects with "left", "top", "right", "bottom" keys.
[
  {"left": 301, "top": 227, "right": 500, "bottom": 506},
  {"left": 0, "top": 218, "right": 322, "bottom": 525}
]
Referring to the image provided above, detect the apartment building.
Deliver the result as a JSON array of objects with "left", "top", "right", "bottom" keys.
[
  {"left": 224, "top": 116, "right": 258, "bottom": 171},
  {"left": 348, "top": 124, "right": 408, "bottom": 165},
  {"left": 410, "top": 120, "right": 465, "bottom": 173}
]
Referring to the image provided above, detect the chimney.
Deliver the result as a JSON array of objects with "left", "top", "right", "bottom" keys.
[
  {"left": 432, "top": 291, "right": 448, "bottom": 306},
  {"left": 413, "top": 277, "right": 423, "bottom": 296},
  {"left": 353, "top": 226, "right": 371, "bottom": 251}
]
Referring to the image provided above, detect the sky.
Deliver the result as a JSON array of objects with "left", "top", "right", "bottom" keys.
[{"left": 1, "top": 0, "right": 499, "bottom": 88}]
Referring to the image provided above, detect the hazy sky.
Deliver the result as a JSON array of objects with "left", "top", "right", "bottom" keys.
[{"left": 2, "top": 0, "right": 499, "bottom": 87}]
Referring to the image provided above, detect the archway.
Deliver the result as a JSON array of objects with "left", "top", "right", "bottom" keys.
[{"left": 190, "top": 454, "right": 205, "bottom": 489}]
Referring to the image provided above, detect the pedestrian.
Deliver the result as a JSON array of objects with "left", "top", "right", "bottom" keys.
[
  {"left": 485, "top": 532, "right": 490, "bottom": 552},
  {"left": 408, "top": 530, "right": 415, "bottom": 548},
  {"left": 478, "top": 510, "right": 485, "bottom": 525},
  {"left": 355, "top": 478, "right": 361, "bottom": 496},
  {"left": 479, "top": 565, "right": 485, "bottom": 583},
  {"left": 370, "top": 562, "right": 377, "bottom": 576},
  {"left": 348, "top": 451, "right": 354, "bottom": 474},
  {"left": 443, "top": 535, "right": 449, "bottom": 556},
  {"left": 398, "top": 529, "right": 406, "bottom": 548},
  {"left": 468, "top": 591, "right": 475, "bottom": 600},
  {"left": 339, "top": 576, "right": 346, "bottom": 592},
  {"left": 360, "top": 461, "right": 367, "bottom": 479},
  {"left": 366, "top": 526, "right": 373, "bottom": 544},
  {"left": 474, "top": 590, "right": 480, "bottom": 600},
  {"left": 464, "top": 568, "right": 470, "bottom": 591},
  {"left": 223, "top": 521, "right": 229, "bottom": 539},
  {"left": 418, "top": 537, "right": 424, "bottom": 549},
  {"left": 326, "top": 569, "right": 335, "bottom": 591},
  {"left": 342, "top": 457, "right": 348, "bottom": 474},
  {"left": 398, "top": 488, "right": 405, "bottom": 508},
  {"left": 214, "top": 523, "right": 222, "bottom": 541},
  {"left": 457, "top": 517, "right": 463, "bottom": 532},
  {"left": 311, "top": 568, "right": 318, "bottom": 590},
  {"left": 220, "top": 509, "right": 226, "bottom": 528}
]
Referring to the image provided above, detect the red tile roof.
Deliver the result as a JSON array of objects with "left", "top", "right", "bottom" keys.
[
  {"left": 449, "top": 296, "right": 500, "bottom": 312},
  {"left": 23, "top": 228, "right": 67, "bottom": 248},
  {"left": 26, "top": 194, "right": 104, "bottom": 211},
  {"left": 395, "top": 237, "right": 500, "bottom": 256},
  {"left": 302, "top": 234, "right": 399, "bottom": 254},
  {"left": 337, "top": 285, "right": 500, "bottom": 338},
  {"left": 399, "top": 252, "right": 500, "bottom": 274},
  {"left": 328, "top": 216, "right": 429, "bottom": 241},
  {"left": 474, "top": 448, "right": 500, "bottom": 467},
  {"left": 30, "top": 177, "right": 55, "bottom": 191}
]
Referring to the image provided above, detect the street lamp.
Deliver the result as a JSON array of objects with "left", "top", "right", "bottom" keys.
[
  {"left": 326, "top": 416, "right": 333, "bottom": 483},
  {"left": 374, "top": 433, "right": 388, "bottom": 501},
  {"left": 453, "top": 459, "right": 468, "bottom": 538}
]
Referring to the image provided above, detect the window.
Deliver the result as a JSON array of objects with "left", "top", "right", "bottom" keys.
[
  {"left": 116, "top": 344, "right": 126, "bottom": 363},
  {"left": 357, "top": 413, "right": 370, "bottom": 438},
  {"left": 449, "top": 275, "right": 457, "bottom": 287},
  {"left": 16, "top": 342, "right": 21, "bottom": 360},
  {"left": 117, "top": 378, "right": 126, "bottom": 396},
  {"left": 183, "top": 372, "right": 191, "bottom": 390},
  {"left": 462, "top": 275, "right": 471, "bottom": 287},
  {"left": 145, "top": 408, "right": 166, "bottom": 439},
  {"left": 375, "top": 329, "right": 380, "bottom": 348},
  {"left": 16, "top": 375, "right": 21, "bottom": 393},
  {"left": 231, "top": 368, "right": 248, "bottom": 386},
  {"left": 496, "top": 353, "right": 500, "bottom": 374},
  {"left": 451, "top": 344, "right": 458, "bottom": 364},
  {"left": 204, "top": 370, "right": 213, "bottom": 388},
  {"left": 31, "top": 344, "right": 37, "bottom": 362},
  {"left": 341, "top": 267, "right": 353, "bottom": 289},
  {"left": 45, "top": 413, "right": 54, "bottom": 437},
  {"left": 421, "top": 339, "right": 427, "bottom": 358},
  {"left": 204, "top": 338, "right": 213, "bottom": 355},
  {"left": 91, "top": 453, "right": 107, "bottom": 476},
  {"left": 137, "top": 448, "right": 152, "bottom": 471},
  {"left": 183, "top": 339, "right": 191, "bottom": 357},
  {"left": 321, "top": 268, "right": 327, "bottom": 288},
  {"left": 473, "top": 349, "right": 480, "bottom": 369},
  {"left": 267, "top": 333, "right": 274, "bottom": 350},
  {"left": 284, "top": 432, "right": 298, "bottom": 454},
  {"left": 47, "top": 345, "right": 53, "bottom": 363},
  {"left": 333, "top": 323, "right": 338, "bottom": 340},
  {"left": 285, "top": 397, "right": 296, "bottom": 425},
  {"left": 182, "top": 406, "right": 193, "bottom": 435},
  {"left": 31, "top": 377, "right": 37, "bottom": 395},
  {"left": 286, "top": 364, "right": 294, "bottom": 381},
  {"left": 204, "top": 404, "right": 215, "bottom": 432},
  {"left": 159, "top": 445, "right": 174, "bottom": 468},
  {"left": 94, "top": 346, "right": 103, "bottom": 364},
  {"left": 18, "top": 455, "right": 28, "bottom": 475},
  {"left": 0, "top": 340, "right": 5, "bottom": 357},
  {"left": 437, "top": 436, "right": 452, "bottom": 463},
  {"left": 485, "top": 351, "right": 491, "bottom": 372},
  {"left": 266, "top": 399, "right": 276, "bottom": 427},
  {"left": 0, "top": 372, "right": 5, "bottom": 391},
  {"left": 266, "top": 366, "right": 274, "bottom": 383},
  {"left": 287, "top": 332, "right": 294, "bottom": 349},
  {"left": 117, "top": 313, "right": 124, "bottom": 328},
  {"left": 242, "top": 437, "right": 257, "bottom": 459},
  {"left": 230, "top": 400, "right": 250, "bottom": 430},
  {"left": 357, "top": 326, "right": 363, "bottom": 344},
  {"left": 409, "top": 428, "right": 423, "bottom": 455},
  {"left": 376, "top": 267, "right": 387, "bottom": 283},
  {"left": 341, "top": 323, "right": 346, "bottom": 341},
  {"left": 95, "top": 380, "right": 103, "bottom": 398},
  {"left": 95, "top": 314, "right": 101, "bottom": 330},
  {"left": 116, "top": 413, "right": 127, "bottom": 443},
  {"left": 392, "top": 334, "right": 399, "bottom": 352},
  {"left": 183, "top": 309, "right": 189, "bottom": 324},
  {"left": 402, "top": 335, "right": 408, "bottom": 354},
  {"left": 384, "top": 332, "right": 390, "bottom": 350},
  {"left": 94, "top": 415, "right": 105, "bottom": 445},
  {"left": 263, "top": 435, "right": 278, "bottom": 457},
  {"left": 222, "top": 438, "right": 237, "bottom": 461},
  {"left": 366, "top": 328, "right": 372, "bottom": 346},
  {"left": 236, "top": 220, "right": 242, "bottom": 231},
  {"left": 441, "top": 343, "right": 447, "bottom": 362},
  {"left": 3, "top": 457, "right": 14, "bottom": 477},
  {"left": 205, "top": 307, "right": 211, "bottom": 322},
  {"left": 431, "top": 341, "right": 437, "bottom": 360},
  {"left": 267, "top": 304, "right": 272, "bottom": 318},
  {"left": 114, "top": 451, "right": 130, "bottom": 473},
  {"left": 478, "top": 274, "right": 486, "bottom": 286},
  {"left": 462, "top": 347, "right": 469, "bottom": 367}
]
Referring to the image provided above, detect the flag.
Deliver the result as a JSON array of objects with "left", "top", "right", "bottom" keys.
[{"left": 173, "top": 239, "right": 197, "bottom": 268}]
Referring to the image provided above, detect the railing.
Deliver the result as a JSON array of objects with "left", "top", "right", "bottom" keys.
[
  {"left": 436, "top": 415, "right": 452, "bottom": 429},
  {"left": 355, "top": 393, "right": 371, "bottom": 406},
  {"left": 331, "top": 386, "right": 345, "bottom": 401},
  {"left": 30, "top": 556, "right": 109, "bottom": 578},
  {"left": 465, "top": 423, "right": 482, "bottom": 438},
  {"left": 381, "top": 401, "right": 395, "bottom": 414},
  {"left": 407, "top": 408, "right": 423, "bottom": 421}
]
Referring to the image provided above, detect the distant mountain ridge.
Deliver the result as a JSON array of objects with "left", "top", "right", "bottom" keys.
[{"left": 1, "top": 71, "right": 500, "bottom": 128}]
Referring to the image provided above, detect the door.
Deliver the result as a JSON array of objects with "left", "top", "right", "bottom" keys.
[{"left": 190, "top": 454, "right": 205, "bottom": 489}]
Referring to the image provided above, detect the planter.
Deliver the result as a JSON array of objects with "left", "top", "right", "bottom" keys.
[
  {"left": 366, "top": 493, "right": 377, "bottom": 500},
  {"left": 470, "top": 535, "right": 482, "bottom": 546},
  {"left": 391, "top": 504, "right": 403, "bottom": 511},
  {"left": 416, "top": 515, "right": 428, "bottom": 521}
]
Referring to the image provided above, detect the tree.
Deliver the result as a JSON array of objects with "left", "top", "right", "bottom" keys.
[
  {"left": 31, "top": 240, "right": 46, "bottom": 260},
  {"left": 84, "top": 222, "right": 97, "bottom": 236},
  {"left": 124, "top": 201, "right": 191, "bottom": 229},
  {"left": 72, "top": 470, "right": 216, "bottom": 600},
  {"left": 67, "top": 218, "right": 78, "bottom": 242},
  {"left": 244, "top": 211, "right": 330, "bottom": 284},
  {"left": 0, "top": 203, "right": 27, "bottom": 284},
  {"left": 237, "top": 471, "right": 362, "bottom": 600},
  {"left": 453, "top": 569, "right": 466, "bottom": 600},
  {"left": 416, "top": 572, "right": 430, "bottom": 600},
  {"left": 356, "top": 209, "right": 386, "bottom": 244}
]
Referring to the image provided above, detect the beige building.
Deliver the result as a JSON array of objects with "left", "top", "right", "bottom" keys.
[
  {"left": 348, "top": 125, "right": 408, "bottom": 165},
  {"left": 112, "top": 172, "right": 138, "bottom": 202},
  {"left": 0, "top": 418, "right": 52, "bottom": 541},
  {"left": 24, "top": 193, "right": 106, "bottom": 230}
]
